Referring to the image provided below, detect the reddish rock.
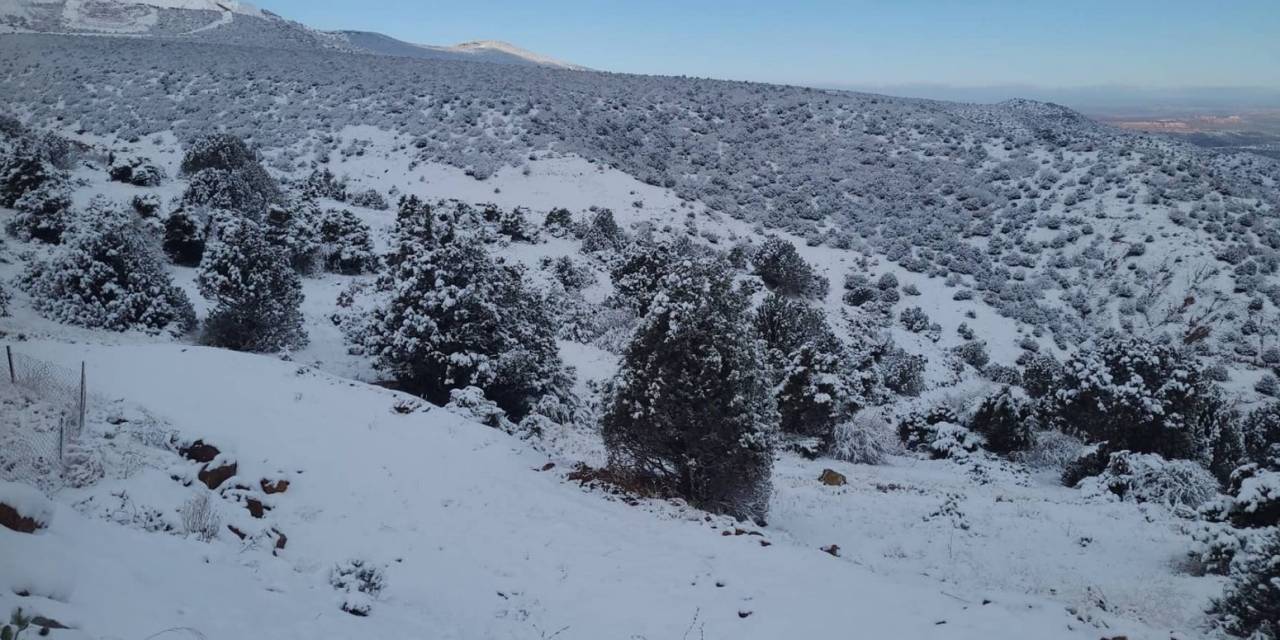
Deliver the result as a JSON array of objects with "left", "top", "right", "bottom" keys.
[
  {"left": 260, "top": 478, "right": 290, "bottom": 495},
  {"left": 272, "top": 528, "right": 288, "bottom": 554},
  {"left": 179, "top": 440, "right": 221, "bottom": 464},
  {"left": 0, "top": 502, "right": 41, "bottom": 533},
  {"left": 819, "top": 469, "right": 847, "bottom": 486},
  {"left": 245, "top": 497, "right": 268, "bottom": 519},
  {"left": 198, "top": 460, "right": 237, "bottom": 490},
  {"left": 227, "top": 524, "right": 247, "bottom": 540}
]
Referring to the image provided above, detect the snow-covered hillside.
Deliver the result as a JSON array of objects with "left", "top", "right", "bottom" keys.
[{"left": 0, "top": 19, "right": 1278, "bottom": 640}]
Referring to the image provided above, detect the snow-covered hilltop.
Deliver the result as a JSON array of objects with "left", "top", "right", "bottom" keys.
[
  {"left": 0, "top": 0, "right": 585, "bottom": 69},
  {"left": 0, "top": 15, "right": 1277, "bottom": 640}
]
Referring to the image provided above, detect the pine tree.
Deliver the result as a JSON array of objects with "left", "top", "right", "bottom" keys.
[
  {"left": 197, "top": 213, "right": 307, "bottom": 352},
  {"left": 776, "top": 344, "right": 854, "bottom": 439},
  {"left": 580, "top": 208, "right": 625, "bottom": 253},
  {"left": 19, "top": 198, "right": 194, "bottom": 332},
  {"left": 602, "top": 256, "right": 776, "bottom": 521},
  {"left": 753, "top": 237, "right": 827, "bottom": 298},
  {"left": 163, "top": 209, "right": 206, "bottom": 267},
  {"left": 363, "top": 206, "right": 564, "bottom": 419},
  {"left": 969, "top": 386, "right": 1035, "bottom": 454}
]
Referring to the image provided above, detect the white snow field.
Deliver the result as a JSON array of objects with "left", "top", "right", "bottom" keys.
[{"left": 1, "top": 340, "right": 1187, "bottom": 640}]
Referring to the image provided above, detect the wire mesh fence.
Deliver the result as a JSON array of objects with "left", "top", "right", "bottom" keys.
[{"left": 0, "top": 345, "right": 87, "bottom": 491}]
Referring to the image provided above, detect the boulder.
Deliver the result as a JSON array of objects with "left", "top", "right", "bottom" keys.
[
  {"left": 179, "top": 440, "right": 221, "bottom": 464},
  {"left": 198, "top": 459, "right": 237, "bottom": 490},
  {"left": 0, "top": 481, "right": 53, "bottom": 533},
  {"left": 819, "top": 469, "right": 847, "bottom": 486},
  {"left": 260, "top": 478, "right": 290, "bottom": 495}
]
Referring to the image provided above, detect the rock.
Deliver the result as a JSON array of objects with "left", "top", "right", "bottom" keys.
[
  {"left": 272, "top": 527, "right": 288, "bottom": 554},
  {"left": 245, "top": 497, "right": 268, "bottom": 519},
  {"left": 227, "top": 524, "right": 247, "bottom": 540},
  {"left": 31, "top": 615, "right": 70, "bottom": 630},
  {"left": 0, "top": 502, "right": 41, "bottom": 533},
  {"left": 821, "top": 544, "right": 841, "bottom": 557},
  {"left": 179, "top": 440, "right": 221, "bottom": 463},
  {"left": 198, "top": 460, "right": 237, "bottom": 490},
  {"left": 0, "top": 481, "right": 52, "bottom": 533},
  {"left": 260, "top": 478, "right": 290, "bottom": 495},
  {"left": 819, "top": 469, "right": 847, "bottom": 486},
  {"left": 738, "top": 610, "right": 753, "bottom": 618}
]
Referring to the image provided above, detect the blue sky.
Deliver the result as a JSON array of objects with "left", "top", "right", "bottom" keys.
[{"left": 255, "top": 0, "right": 1279, "bottom": 90}]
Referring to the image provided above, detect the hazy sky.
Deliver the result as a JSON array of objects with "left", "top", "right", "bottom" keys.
[{"left": 255, "top": 0, "right": 1280, "bottom": 90}]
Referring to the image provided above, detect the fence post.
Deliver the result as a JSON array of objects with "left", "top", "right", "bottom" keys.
[
  {"left": 79, "top": 362, "right": 87, "bottom": 439},
  {"left": 6, "top": 345, "right": 13, "bottom": 384},
  {"left": 58, "top": 415, "right": 64, "bottom": 463}
]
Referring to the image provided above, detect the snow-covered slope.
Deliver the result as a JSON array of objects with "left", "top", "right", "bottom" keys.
[{"left": 0, "top": 340, "right": 1183, "bottom": 640}]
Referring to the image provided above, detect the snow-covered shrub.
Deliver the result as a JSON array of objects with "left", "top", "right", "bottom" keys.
[
  {"left": 1014, "top": 428, "right": 1086, "bottom": 470},
  {"left": 899, "top": 306, "right": 931, "bottom": 333},
  {"left": 952, "top": 340, "right": 990, "bottom": 369},
  {"left": 180, "top": 134, "right": 281, "bottom": 218},
  {"left": 580, "top": 208, "right": 625, "bottom": 253},
  {"left": 1241, "top": 403, "right": 1280, "bottom": 468},
  {"left": 7, "top": 179, "right": 71, "bottom": 244},
  {"left": 108, "top": 156, "right": 165, "bottom": 187},
  {"left": 162, "top": 210, "right": 206, "bottom": 266},
  {"left": 1209, "top": 530, "right": 1280, "bottom": 639},
  {"left": 899, "top": 405, "right": 981, "bottom": 458},
  {"left": 1202, "top": 465, "right": 1280, "bottom": 529},
  {"left": 363, "top": 200, "right": 565, "bottom": 419},
  {"left": 130, "top": 193, "right": 162, "bottom": 218},
  {"left": 180, "top": 492, "right": 221, "bottom": 542},
  {"left": 609, "top": 237, "right": 699, "bottom": 315},
  {"left": 602, "top": 256, "right": 775, "bottom": 521},
  {"left": 544, "top": 255, "right": 595, "bottom": 292},
  {"left": 968, "top": 386, "right": 1035, "bottom": 454},
  {"left": 330, "top": 559, "right": 386, "bottom": 617},
  {"left": 445, "top": 386, "right": 516, "bottom": 433},
  {"left": 777, "top": 343, "right": 854, "bottom": 439},
  {"left": 982, "top": 363, "right": 1022, "bottom": 385},
  {"left": 197, "top": 213, "right": 307, "bottom": 352},
  {"left": 543, "top": 207, "right": 574, "bottom": 236},
  {"left": 62, "top": 444, "right": 104, "bottom": 488},
  {"left": 1041, "top": 333, "right": 1226, "bottom": 464},
  {"left": 830, "top": 412, "right": 896, "bottom": 465},
  {"left": 1020, "top": 352, "right": 1062, "bottom": 398},
  {"left": 348, "top": 188, "right": 388, "bottom": 210},
  {"left": 263, "top": 202, "right": 321, "bottom": 273},
  {"left": 183, "top": 168, "right": 276, "bottom": 220},
  {"left": 497, "top": 207, "right": 538, "bottom": 243},
  {"left": 315, "top": 208, "right": 377, "bottom": 274},
  {"left": 301, "top": 168, "right": 347, "bottom": 202},
  {"left": 879, "top": 346, "right": 926, "bottom": 396},
  {"left": 20, "top": 198, "right": 195, "bottom": 333},
  {"left": 1255, "top": 375, "right": 1280, "bottom": 398},
  {"left": 753, "top": 237, "right": 827, "bottom": 299},
  {"left": 1079, "top": 451, "right": 1218, "bottom": 510}
]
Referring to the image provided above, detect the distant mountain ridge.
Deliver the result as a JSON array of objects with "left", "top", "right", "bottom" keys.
[
  {"left": 0, "top": 0, "right": 583, "bottom": 69},
  {"left": 328, "top": 30, "right": 585, "bottom": 69}
]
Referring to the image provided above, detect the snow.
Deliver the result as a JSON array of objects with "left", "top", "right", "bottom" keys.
[{"left": 1, "top": 340, "right": 1161, "bottom": 640}]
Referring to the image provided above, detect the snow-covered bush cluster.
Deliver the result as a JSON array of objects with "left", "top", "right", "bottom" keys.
[{"left": 20, "top": 198, "right": 195, "bottom": 333}]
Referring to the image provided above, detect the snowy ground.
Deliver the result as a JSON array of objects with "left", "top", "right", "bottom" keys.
[
  {"left": 2, "top": 341, "right": 1206, "bottom": 640},
  {"left": 0, "top": 129, "right": 1225, "bottom": 639}
]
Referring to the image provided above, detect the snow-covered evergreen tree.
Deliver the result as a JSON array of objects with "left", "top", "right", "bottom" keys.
[
  {"left": 316, "top": 207, "right": 377, "bottom": 274},
  {"left": 580, "top": 208, "right": 625, "bottom": 253},
  {"left": 602, "top": 256, "right": 776, "bottom": 521},
  {"left": 180, "top": 134, "right": 281, "bottom": 219},
  {"left": 753, "top": 237, "right": 827, "bottom": 298},
  {"left": 163, "top": 209, "right": 206, "bottom": 267},
  {"left": 363, "top": 202, "right": 565, "bottom": 419},
  {"left": 969, "top": 386, "right": 1035, "bottom": 454},
  {"left": 19, "top": 197, "right": 194, "bottom": 333},
  {"left": 1041, "top": 333, "right": 1225, "bottom": 464},
  {"left": 197, "top": 212, "right": 307, "bottom": 352}
]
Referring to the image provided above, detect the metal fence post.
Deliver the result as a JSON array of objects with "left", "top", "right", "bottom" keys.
[
  {"left": 79, "top": 362, "right": 87, "bottom": 439},
  {"left": 6, "top": 345, "right": 13, "bottom": 384}
]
